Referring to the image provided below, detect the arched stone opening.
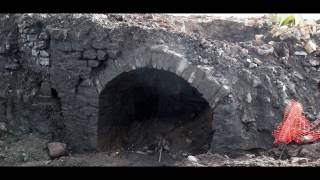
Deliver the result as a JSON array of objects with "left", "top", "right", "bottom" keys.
[{"left": 97, "top": 67, "right": 213, "bottom": 157}]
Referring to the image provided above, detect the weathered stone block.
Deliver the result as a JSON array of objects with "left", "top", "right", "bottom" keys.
[
  {"left": 97, "top": 50, "right": 107, "bottom": 61},
  {"left": 88, "top": 60, "right": 100, "bottom": 67},
  {"left": 4, "top": 62, "right": 20, "bottom": 70},
  {"left": 47, "top": 28, "right": 68, "bottom": 40},
  {"left": 71, "top": 41, "right": 85, "bottom": 51},
  {"left": 39, "top": 32, "right": 49, "bottom": 40},
  {"left": 92, "top": 40, "right": 109, "bottom": 49},
  {"left": 34, "top": 41, "right": 47, "bottom": 50},
  {"left": 26, "top": 34, "right": 38, "bottom": 41},
  {"left": 107, "top": 49, "right": 120, "bottom": 59},
  {"left": 83, "top": 49, "right": 97, "bottom": 60},
  {"left": 39, "top": 82, "right": 52, "bottom": 96},
  {"left": 32, "top": 49, "right": 39, "bottom": 56},
  {"left": 55, "top": 41, "right": 72, "bottom": 52}
]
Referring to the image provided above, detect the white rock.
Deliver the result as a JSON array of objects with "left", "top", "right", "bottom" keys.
[
  {"left": 249, "top": 63, "right": 257, "bottom": 69},
  {"left": 187, "top": 155, "right": 198, "bottom": 163},
  {"left": 31, "top": 49, "right": 39, "bottom": 56},
  {"left": 246, "top": 93, "right": 252, "bottom": 103},
  {"left": 291, "top": 157, "right": 308, "bottom": 164},
  {"left": 39, "top": 57, "right": 50, "bottom": 66},
  {"left": 293, "top": 71, "right": 304, "bottom": 80},
  {"left": 309, "top": 59, "right": 320, "bottom": 66},
  {"left": 253, "top": 58, "right": 263, "bottom": 65},
  {"left": 304, "top": 40, "right": 317, "bottom": 53},
  {"left": 255, "top": 34, "right": 264, "bottom": 44},
  {"left": 294, "top": 51, "right": 308, "bottom": 56},
  {"left": 39, "top": 50, "right": 49, "bottom": 57}
]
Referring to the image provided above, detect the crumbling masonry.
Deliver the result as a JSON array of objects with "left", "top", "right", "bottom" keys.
[{"left": 1, "top": 14, "right": 320, "bottom": 156}]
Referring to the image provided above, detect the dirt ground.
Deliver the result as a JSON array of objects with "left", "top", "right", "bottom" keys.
[{"left": 1, "top": 133, "right": 319, "bottom": 167}]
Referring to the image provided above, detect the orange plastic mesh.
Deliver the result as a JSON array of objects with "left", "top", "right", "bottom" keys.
[{"left": 272, "top": 99, "right": 320, "bottom": 144}]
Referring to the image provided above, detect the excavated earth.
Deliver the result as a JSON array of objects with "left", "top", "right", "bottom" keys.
[{"left": 1, "top": 14, "right": 320, "bottom": 166}]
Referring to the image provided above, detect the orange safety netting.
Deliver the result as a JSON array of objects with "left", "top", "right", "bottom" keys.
[{"left": 272, "top": 99, "right": 320, "bottom": 145}]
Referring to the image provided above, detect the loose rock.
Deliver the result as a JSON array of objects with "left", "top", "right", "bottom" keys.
[
  {"left": 253, "top": 58, "right": 263, "bottom": 65},
  {"left": 97, "top": 50, "right": 107, "bottom": 61},
  {"left": 83, "top": 49, "right": 97, "bottom": 59},
  {"left": 88, "top": 60, "right": 100, "bottom": 67},
  {"left": 47, "top": 142, "right": 67, "bottom": 159},
  {"left": 0, "top": 122, "right": 7, "bottom": 135},
  {"left": 299, "top": 142, "right": 320, "bottom": 159},
  {"left": 309, "top": 59, "right": 320, "bottom": 66},
  {"left": 291, "top": 157, "right": 308, "bottom": 165},
  {"left": 257, "top": 45, "right": 274, "bottom": 56},
  {"left": 249, "top": 63, "right": 257, "bottom": 69},
  {"left": 304, "top": 40, "right": 317, "bottom": 54},
  {"left": 187, "top": 155, "right": 198, "bottom": 163},
  {"left": 246, "top": 93, "right": 252, "bottom": 103},
  {"left": 294, "top": 51, "right": 308, "bottom": 56}
]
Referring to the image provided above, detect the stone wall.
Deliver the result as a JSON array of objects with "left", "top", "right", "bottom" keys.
[{"left": 0, "top": 14, "right": 319, "bottom": 155}]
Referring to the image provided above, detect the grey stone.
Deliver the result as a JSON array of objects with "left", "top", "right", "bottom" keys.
[
  {"left": 0, "top": 122, "right": 7, "bottom": 137},
  {"left": 48, "top": 142, "right": 67, "bottom": 159},
  {"left": 299, "top": 143, "right": 320, "bottom": 159},
  {"left": 253, "top": 58, "right": 263, "bottom": 65},
  {"left": 39, "top": 50, "right": 49, "bottom": 57},
  {"left": 92, "top": 40, "right": 109, "bottom": 49},
  {"left": 79, "top": 79, "right": 93, "bottom": 87},
  {"left": 249, "top": 63, "right": 257, "bottom": 69},
  {"left": 294, "top": 51, "right": 308, "bottom": 56},
  {"left": 257, "top": 45, "right": 274, "bottom": 56},
  {"left": 83, "top": 49, "right": 97, "bottom": 60},
  {"left": 39, "top": 82, "right": 52, "bottom": 96},
  {"left": 0, "top": 140, "right": 5, "bottom": 147},
  {"left": 252, "top": 76, "right": 262, "bottom": 88},
  {"left": 34, "top": 41, "right": 47, "bottom": 50},
  {"left": 88, "top": 60, "right": 100, "bottom": 67},
  {"left": 5, "top": 63, "right": 20, "bottom": 70},
  {"left": 56, "top": 41, "right": 72, "bottom": 52},
  {"left": 71, "top": 41, "right": 85, "bottom": 51},
  {"left": 39, "top": 57, "right": 50, "bottom": 66},
  {"left": 97, "top": 50, "right": 107, "bottom": 61},
  {"left": 47, "top": 28, "right": 68, "bottom": 40},
  {"left": 107, "top": 49, "right": 120, "bottom": 59},
  {"left": 291, "top": 157, "right": 308, "bottom": 164},
  {"left": 27, "top": 42, "right": 34, "bottom": 47},
  {"left": 39, "top": 32, "right": 49, "bottom": 40},
  {"left": 32, "top": 49, "right": 39, "bottom": 56},
  {"left": 0, "top": 46, "right": 7, "bottom": 54},
  {"left": 26, "top": 34, "right": 38, "bottom": 41},
  {"left": 293, "top": 71, "right": 304, "bottom": 80},
  {"left": 244, "top": 58, "right": 251, "bottom": 67},
  {"left": 309, "top": 59, "right": 320, "bottom": 66}
]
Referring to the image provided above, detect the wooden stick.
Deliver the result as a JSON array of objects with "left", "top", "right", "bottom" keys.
[
  {"left": 158, "top": 146, "right": 163, "bottom": 162},
  {"left": 279, "top": 143, "right": 287, "bottom": 160}
]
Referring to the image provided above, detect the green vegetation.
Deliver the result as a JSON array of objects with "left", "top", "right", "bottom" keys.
[{"left": 270, "top": 14, "right": 304, "bottom": 26}]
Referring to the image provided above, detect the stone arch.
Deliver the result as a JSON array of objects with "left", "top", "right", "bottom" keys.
[
  {"left": 94, "top": 44, "right": 230, "bottom": 109},
  {"left": 93, "top": 44, "right": 232, "bottom": 153}
]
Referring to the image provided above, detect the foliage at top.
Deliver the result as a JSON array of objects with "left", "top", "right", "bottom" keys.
[{"left": 270, "top": 14, "right": 304, "bottom": 26}]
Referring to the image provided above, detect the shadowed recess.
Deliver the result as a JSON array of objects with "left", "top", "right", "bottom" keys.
[{"left": 98, "top": 68, "right": 213, "bottom": 155}]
